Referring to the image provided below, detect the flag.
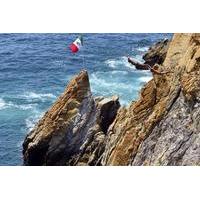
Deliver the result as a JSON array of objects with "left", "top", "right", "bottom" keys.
[{"left": 69, "top": 35, "right": 83, "bottom": 53}]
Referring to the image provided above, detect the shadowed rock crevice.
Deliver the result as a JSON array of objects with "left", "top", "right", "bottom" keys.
[
  {"left": 98, "top": 96, "right": 120, "bottom": 133},
  {"left": 143, "top": 38, "right": 170, "bottom": 66}
]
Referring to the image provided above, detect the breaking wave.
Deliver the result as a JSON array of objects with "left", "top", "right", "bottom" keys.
[
  {"left": 21, "top": 92, "right": 56, "bottom": 102},
  {"left": 90, "top": 73, "right": 136, "bottom": 92},
  {"left": 0, "top": 98, "right": 6, "bottom": 110},
  {"left": 90, "top": 71, "right": 143, "bottom": 106},
  {"left": 15, "top": 104, "right": 36, "bottom": 110},
  {"left": 25, "top": 110, "right": 44, "bottom": 132},
  {"left": 0, "top": 98, "right": 36, "bottom": 111},
  {"left": 105, "top": 56, "right": 133, "bottom": 69},
  {"left": 138, "top": 76, "right": 152, "bottom": 83},
  {"left": 137, "top": 46, "right": 149, "bottom": 52},
  {"left": 105, "top": 55, "right": 146, "bottom": 71},
  {"left": 133, "top": 54, "right": 145, "bottom": 63},
  {"left": 0, "top": 98, "right": 17, "bottom": 110}
]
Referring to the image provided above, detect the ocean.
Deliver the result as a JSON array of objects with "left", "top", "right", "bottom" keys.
[{"left": 0, "top": 33, "right": 172, "bottom": 165}]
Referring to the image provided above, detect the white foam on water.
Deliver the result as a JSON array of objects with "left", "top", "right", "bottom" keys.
[
  {"left": 25, "top": 117, "right": 35, "bottom": 131},
  {"left": 90, "top": 73, "right": 134, "bottom": 92},
  {"left": 138, "top": 76, "right": 152, "bottom": 83},
  {"left": 110, "top": 70, "right": 128, "bottom": 75},
  {"left": 15, "top": 104, "right": 36, "bottom": 110},
  {"left": 105, "top": 56, "right": 133, "bottom": 70},
  {"left": 123, "top": 55, "right": 145, "bottom": 70},
  {"left": 0, "top": 98, "right": 15, "bottom": 110},
  {"left": 16, "top": 141, "right": 23, "bottom": 148},
  {"left": 134, "top": 54, "right": 145, "bottom": 63},
  {"left": 105, "top": 60, "right": 117, "bottom": 68},
  {"left": 0, "top": 98, "right": 6, "bottom": 110},
  {"left": 137, "top": 46, "right": 149, "bottom": 52},
  {"left": 25, "top": 110, "right": 44, "bottom": 132},
  {"left": 0, "top": 98, "right": 37, "bottom": 111},
  {"left": 119, "top": 99, "right": 129, "bottom": 106},
  {"left": 21, "top": 92, "right": 56, "bottom": 102}
]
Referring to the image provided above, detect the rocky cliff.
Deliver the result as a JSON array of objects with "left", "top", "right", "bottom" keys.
[
  {"left": 23, "top": 33, "right": 200, "bottom": 166},
  {"left": 23, "top": 71, "right": 120, "bottom": 165},
  {"left": 102, "top": 33, "right": 200, "bottom": 165}
]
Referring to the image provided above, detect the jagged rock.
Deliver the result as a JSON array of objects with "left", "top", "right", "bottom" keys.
[
  {"left": 23, "top": 33, "right": 200, "bottom": 166},
  {"left": 23, "top": 70, "right": 120, "bottom": 166},
  {"left": 101, "top": 33, "right": 200, "bottom": 166},
  {"left": 143, "top": 38, "right": 170, "bottom": 66}
]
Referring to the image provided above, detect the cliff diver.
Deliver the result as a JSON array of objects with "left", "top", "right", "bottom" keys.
[{"left": 127, "top": 56, "right": 170, "bottom": 75}]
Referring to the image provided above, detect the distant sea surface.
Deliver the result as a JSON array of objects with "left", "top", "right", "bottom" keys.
[{"left": 0, "top": 33, "right": 172, "bottom": 165}]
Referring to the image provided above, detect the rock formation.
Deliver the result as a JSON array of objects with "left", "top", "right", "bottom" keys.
[
  {"left": 23, "top": 33, "right": 200, "bottom": 166},
  {"left": 101, "top": 33, "right": 200, "bottom": 165},
  {"left": 143, "top": 38, "right": 170, "bottom": 66},
  {"left": 23, "top": 70, "right": 120, "bottom": 165}
]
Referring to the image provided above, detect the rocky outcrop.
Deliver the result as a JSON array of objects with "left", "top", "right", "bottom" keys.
[
  {"left": 101, "top": 33, "right": 200, "bottom": 166},
  {"left": 23, "top": 33, "right": 200, "bottom": 166},
  {"left": 23, "top": 71, "right": 120, "bottom": 165},
  {"left": 143, "top": 38, "right": 170, "bottom": 66}
]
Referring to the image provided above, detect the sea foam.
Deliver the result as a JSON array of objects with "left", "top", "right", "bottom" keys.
[
  {"left": 138, "top": 76, "right": 152, "bottom": 83},
  {"left": 0, "top": 98, "right": 36, "bottom": 111},
  {"left": 25, "top": 110, "right": 44, "bottom": 131},
  {"left": 0, "top": 98, "right": 6, "bottom": 110},
  {"left": 21, "top": 92, "right": 56, "bottom": 102},
  {"left": 105, "top": 56, "right": 133, "bottom": 70},
  {"left": 137, "top": 46, "right": 149, "bottom": 52}
]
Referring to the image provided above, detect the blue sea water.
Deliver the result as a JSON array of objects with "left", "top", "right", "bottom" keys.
[{"left": 0, "top": 33, "right": 172, "bottom": 165}]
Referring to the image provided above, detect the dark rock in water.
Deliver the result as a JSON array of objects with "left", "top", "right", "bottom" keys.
[
  {"left": 23, "top": 70, "right": 120, "bottom": 166},
  {"left": 143, "top": 38, "right": 170, "bottom": 66}
]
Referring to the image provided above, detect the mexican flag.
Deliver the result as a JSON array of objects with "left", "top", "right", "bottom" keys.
[{"left": 69, "top": 35, "right": 83, "bottom": 53}]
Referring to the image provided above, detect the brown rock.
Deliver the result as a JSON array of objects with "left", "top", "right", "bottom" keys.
[
  {"left": 101, "top": 33, "right": 200, "bottom": 166},
  {"left": 23, "top": 70, "right": 120, "bottom": 165}
]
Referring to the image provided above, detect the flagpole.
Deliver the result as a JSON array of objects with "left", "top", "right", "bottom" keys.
[
  {"left": 82, "top": 36, "right": 85, "bottom": 68},
  {"left": 82, "top": 48, "right": 85, "bottom": 67}
]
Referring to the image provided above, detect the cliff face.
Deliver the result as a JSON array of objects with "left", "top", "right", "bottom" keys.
[
  {"left": 23, "top": 71, "right": 120, "bottom": 165},
  {"left": 102, "top": 33, "right": 200, "bottom": 165},
  {"left": 23, "top": 33, "right": 200, "bottom": 166}
]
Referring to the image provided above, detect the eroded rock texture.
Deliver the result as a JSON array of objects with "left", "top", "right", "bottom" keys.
[
  {"left": 23, "top": 71, "right": 120, "bottom": 165},
  {"left": 101, "top": 33, "right": 200, "bottom": 166}
]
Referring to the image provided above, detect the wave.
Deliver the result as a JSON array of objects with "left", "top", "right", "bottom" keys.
[
  {"left": 90, "top": 73, "right": 135, "bottom": 91},
  {"left": 25, "top": 110, "right": 44, "bottom": 132},
  {"left": 105, "top": 55, "right": 146, "bottom": 71},
  {"left": 0, "top": 98, "right": 6, "bottom": 110},
  {"left": 137, "top": 46, "right": 149, "bottom": 52},
  {"left": 15, "top": 104, "right": 36, "bottom": 110},
  {"left": 110, "top": 70, "right": 128, "bottom": 75},
  {"left": 133, "top": 55, "right": 145, "bottom": 63},
  {"left": 0, "top": 98, "right": 16, "bottom": 110},
  {"left": 138, "top": 76, "right": 152, "bottom": 83},
  {"left": 90, "top": 72, "right": 142, "bottom": 107},
  {"left": 0, "top": 98, "right": 37, "bottom": 111},
  {"left": 21, "top": 92, "right": 56, "bottom": 102},
  {"left": 90, "top": 66, "right": 152, "bottom": 106},
  {"left": 105, "top": 56, "right": 132, "bottom": 69}
]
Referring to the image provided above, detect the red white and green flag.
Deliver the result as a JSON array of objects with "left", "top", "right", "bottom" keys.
[{"left": 69, "top": 35, "right": 83, "bottom": 53}]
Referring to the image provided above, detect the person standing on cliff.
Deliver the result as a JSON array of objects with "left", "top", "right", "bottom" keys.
[{"left": 127, "top": 56, "right": 169, "bottom": 75}]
